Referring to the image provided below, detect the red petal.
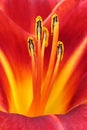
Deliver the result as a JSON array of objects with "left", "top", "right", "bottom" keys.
[
  {"left": 59, "top": 0, "right": 87, "bottom": 109},
  {"left": 44, "top": 0, "right": 87, "bottom": 66},
  {"left": 44, "top": 0, "right": 87, "bottom": 52},
  {"left": 0, "top": 104, "right": 87, "bottom": 129},
  {"left": 0, "top": 10, "right": 33, "bottom": 113},
  {"left": 58, "top": 104, "right": 87, "bottom": 130},
  {"left": 0, "top": 112, "right": 63, "bottom": 130},
  {"left": 68, "top": 73, "right": 87, "bottom": 109},
  {"left": 44, "top": 0, "right": 87, "bottom": 113},
  {"left": 1, "top": 0, "right": 58, "bottom": 33},
  {"left": 0, "top": 10, "right": 32, "bottom": 79},
  {"left": 44, "top": 0, "right": 80, "bottom": 29}
]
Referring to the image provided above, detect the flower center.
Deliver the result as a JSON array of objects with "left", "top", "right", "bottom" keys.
[{"left": 28, "top": 14, "right": 64, "bottom": 116}]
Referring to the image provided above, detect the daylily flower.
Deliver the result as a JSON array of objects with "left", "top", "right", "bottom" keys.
[{"left": 0, "top": 0, "right": 87, "bottom": 129}]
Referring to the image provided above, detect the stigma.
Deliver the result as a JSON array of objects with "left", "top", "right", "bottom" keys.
[{"left": 28, "top": 14, "right": 64, "bottom": 116}]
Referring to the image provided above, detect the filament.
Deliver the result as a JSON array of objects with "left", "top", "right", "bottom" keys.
[{"left": 41, "top": 27, "right": 49, "bottom": 78}]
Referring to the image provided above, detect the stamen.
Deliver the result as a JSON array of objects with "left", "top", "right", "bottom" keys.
[
  {"left": 28, "top": 17, "right": 43, "bottom": 116},
  {"left": 28, "top": 37, "right": 37, "bottom": 114},
  {"left": 42, "top": 14, "right": 59, "bottom": 101},
  {"left": 41, "top": 42, "right": 64, "bottom": 111},
  {"left": 32, "top": 16, "right": 43, "bottom": 114}
]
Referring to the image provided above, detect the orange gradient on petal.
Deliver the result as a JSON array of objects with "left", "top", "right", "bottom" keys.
[
  {"left": 45, "top": 37, "right": 87, "bottom": 114},
  {"left": 0, "top": 49, "right": 20, "bottom": 113},
  {"left": 0, "top": 49, "right": 33, "bottom": 115}
]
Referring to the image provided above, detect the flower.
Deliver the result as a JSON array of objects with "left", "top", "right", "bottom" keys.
[{"left": 0, "top": 0, "right": 87, "bottom": 129}]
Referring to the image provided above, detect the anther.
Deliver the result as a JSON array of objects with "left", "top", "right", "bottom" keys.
[
  {"left": 57, "top": 41, "right": 64, "bottom": 60},
  {"left": 36, "top": 16, "right": 43, "bottom": 40},
  {"left": 28, "top": 37, "right": 34, "bottom": 56},
  {"left": 43, "top": 27, "right": 49, "bottom": 47},
  {"left": 51, "top": 14, "right": 58, "bottom": 34}
]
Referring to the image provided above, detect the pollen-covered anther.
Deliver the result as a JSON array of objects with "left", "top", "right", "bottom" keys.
[
  {"left": 57, "top": 41, "right": 64, "bottom": 61},
  {"left": 51, "top": 14, "right": 58, "bottom": 34},
  {"left": 28, "top": 37, "right": 35, "bottom": 56},
  {"left": 43, "top": 27, "right": 49, "bottom": 47},
  {"left": 35, "top": 16, "right": 43, "bottom": 40}
]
